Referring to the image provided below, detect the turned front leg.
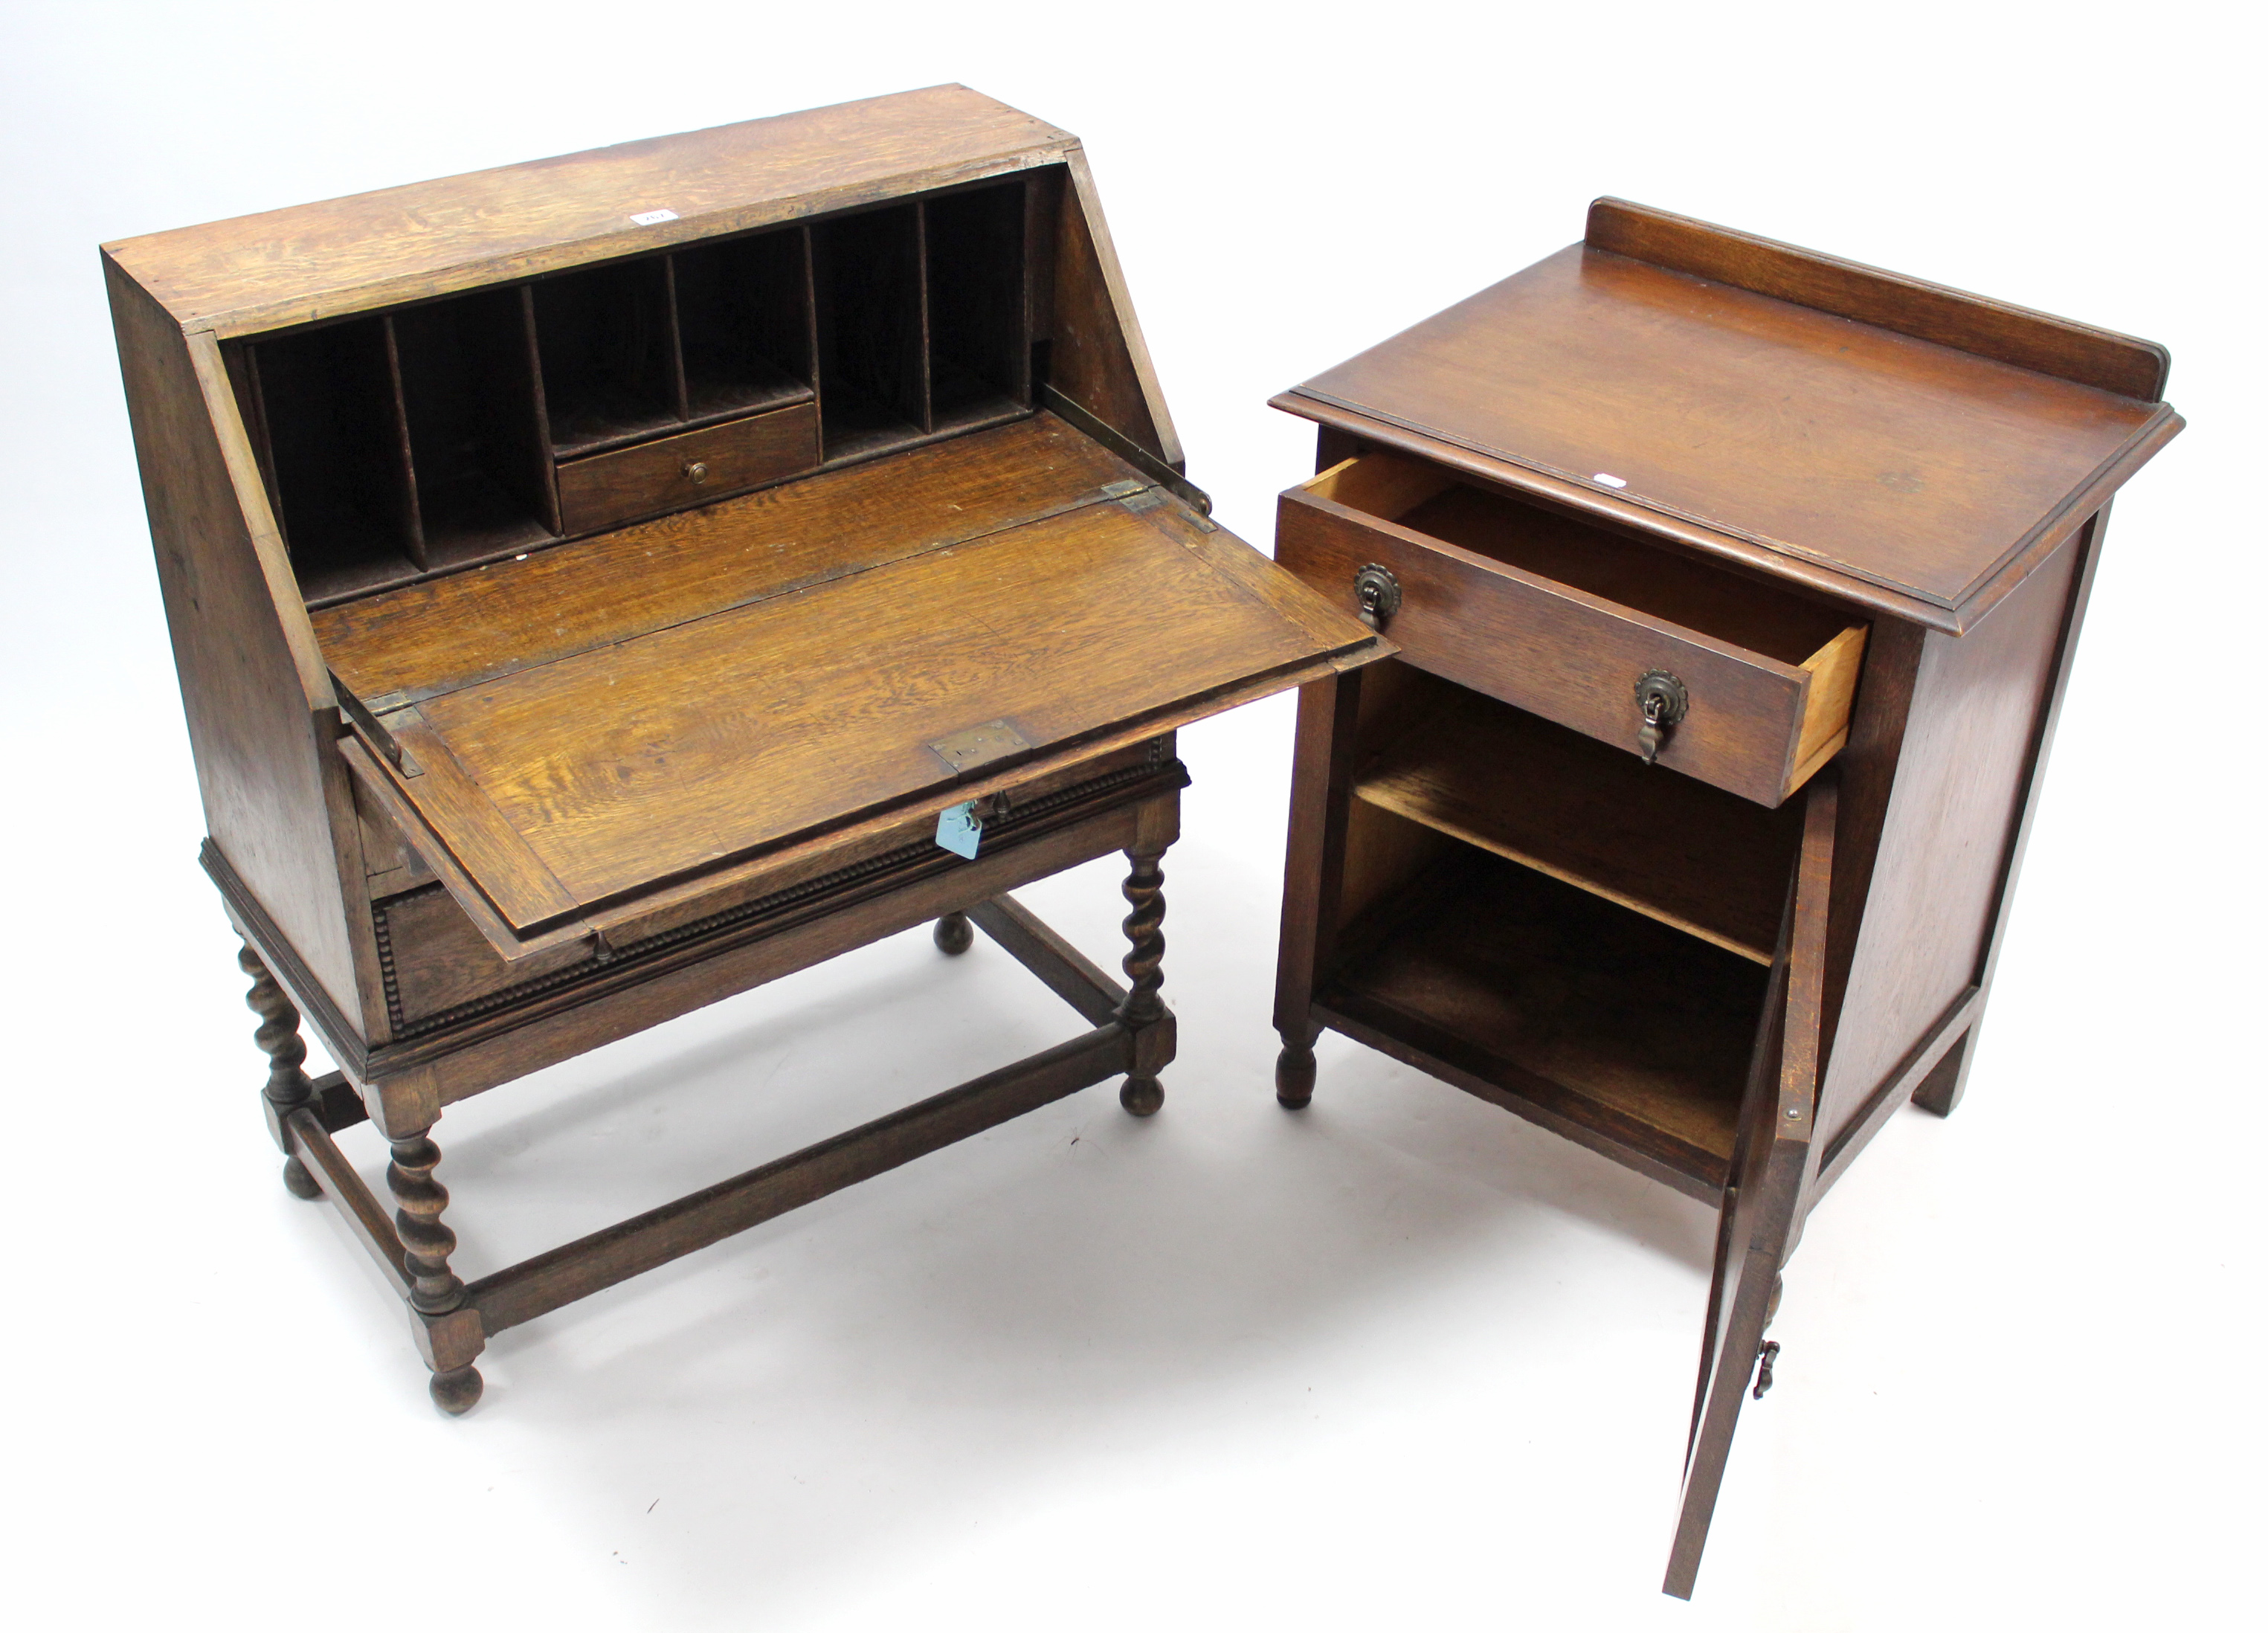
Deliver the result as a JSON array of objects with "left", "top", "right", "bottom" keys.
[
  {"left": 240, "top": 941, "right": 321, "bottom": 1199},
  {"left": 1275, "top": 1026, "right": 1321, "bottom": 1110},
  {"left": 1115, "top": 840, "right": 1169, "bottom": 1117},
  {"left": 387, "top": 1124, "right": 482, "bottom": 1414}
]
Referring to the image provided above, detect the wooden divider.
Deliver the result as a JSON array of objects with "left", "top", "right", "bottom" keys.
[{"left": 230, "top": 173, "right": 1043, "bottom": 607}]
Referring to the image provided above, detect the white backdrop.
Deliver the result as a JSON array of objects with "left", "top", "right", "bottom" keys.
[{"left": 3, "top": 4, "right": 2259, "bottom": 1629}]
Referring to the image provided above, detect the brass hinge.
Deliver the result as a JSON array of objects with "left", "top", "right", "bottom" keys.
[{"left": 928, "top": 719, "right": 1033, "bottom": 775}]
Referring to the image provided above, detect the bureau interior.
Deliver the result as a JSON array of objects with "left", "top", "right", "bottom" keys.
[
  {"left": 1321, "top": 664, "right": 1801, "bottom": 1192},
  {"left": 226, "top": 173, "right": 1039, "bottom": 607},
  {"left": 1311, "top": 451, "right": 1856, "bottom": 665}
]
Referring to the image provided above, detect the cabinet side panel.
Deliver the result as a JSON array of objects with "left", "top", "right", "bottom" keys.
[
  {"left": 1815, "top": 538, "right": 2081, "bottom": 1141},
  {"left": 106, "top": 254, "right": 370, "bottom": 1034},
  {"left": 1814, "top": 619, "right": 1924, "bottom": 1078}
]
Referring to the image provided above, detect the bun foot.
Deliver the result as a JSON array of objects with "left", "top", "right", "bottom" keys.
[
  {"left": 1275, "top": 1043, "right": 1317, "bottom": 1109},
  {"left": 282, "top": 1153, "right": 322, "bottom": 1200},
  {"left": 1119, "top": 1075, "right": 1164, "bottom": 1117},
  {"left": 933, "top": 912, "right": 974, "bottom": 956},
  {"left": 429, "top": 1365, "right": 484, "bottom": 1416}
]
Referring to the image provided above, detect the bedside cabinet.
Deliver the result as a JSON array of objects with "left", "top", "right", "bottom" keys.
[{"left": 1265, "top": 198, "right": 2181, "bottom": 1595}]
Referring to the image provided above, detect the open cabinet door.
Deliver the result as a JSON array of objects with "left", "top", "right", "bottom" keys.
[{"left": 1663, "top": 771, "right": 1837, "bottom": 1598}]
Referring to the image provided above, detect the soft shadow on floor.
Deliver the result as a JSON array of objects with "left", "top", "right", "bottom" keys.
[{"left": 294, "top": 876, "right": 1722, "bottom": 1623}]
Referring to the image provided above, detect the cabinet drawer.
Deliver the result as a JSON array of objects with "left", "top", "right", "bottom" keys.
[
  {"left": 557, "top": 400, "right": 819, "bottom": 534},
  {"left": 1276, "top": 453, "right": 1866, "bottom": 806}
]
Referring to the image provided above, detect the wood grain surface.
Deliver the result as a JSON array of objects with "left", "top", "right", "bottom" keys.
[
  {"left": 106, "top": 256, "right": 378, "bottom": 1031},
  {"left": 1353, "top": 678, "right": 1805, "bottom": 962},
  {"left": 1275, "top": 483, "right": 1844, "bottom": 805},
  {"left": 358, "top": 489, "right": 1367, "bottom": 927},
  {"left": 1392, "top": 479, "right": 1858, "bottom": 663},
  {"left": 555, "top": 400, "right": 819, "bottom": 534},
  {"left": 1046, "top": 152, "right": 1177, "bottom": 466},
  {"left": 104, "top": 86, "right": 1075, "bottom": 337},
  {"left": 1666, "top": 773, "right": 1836, "bottom": 1597},
  {"left": 317, "top": 413, "right": 1135, "bottom": 703},
  {"left": 410, "top": 791, "right": 1165, "bottom": 1104},
  {"left": 1811, "top": 532, "right": 2084, "bottom": 1143},
  {"left": 1289, "top": 242, "right": 2173, "bottom": 611},
  {"left": 370, "top": 736, "right": 1166, "bottom": 1026},
  {"left": 1588, "top": 198, "right": 2171, "bottom": 399},
  {"left": 1323, "top": 849, "right": 1772, "bottom": 1193}
]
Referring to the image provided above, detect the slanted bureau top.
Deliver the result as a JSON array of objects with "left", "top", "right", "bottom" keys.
[{"left": 102, "top": 85, "right": 1075, "bottom": 338}]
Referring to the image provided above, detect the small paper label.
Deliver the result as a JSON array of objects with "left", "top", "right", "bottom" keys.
[
  {"left": 629, "top": 208, "right": 679, "bottom": 226},
  {"left": 1592, "top": 472, "right": 1628, "bottom": 489},
  {"left": 935, "top": 800, "right": 983, "bottom": 860}
]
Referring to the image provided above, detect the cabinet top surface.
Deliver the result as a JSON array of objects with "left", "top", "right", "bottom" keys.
[
  {"left": 1285, "top": 232, "right": 2178, "bottom": 615},
  {"left": 102, "top": 85, "right": 1073, "bottom": 338}
]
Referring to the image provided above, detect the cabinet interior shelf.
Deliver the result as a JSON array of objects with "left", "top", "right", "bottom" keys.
[
  {"left": 1353, "top": 683, "right": 1803, "bottom": 964},
  {"left": 1322, "top": 845, "right": 1769, "bottom": 1194}
]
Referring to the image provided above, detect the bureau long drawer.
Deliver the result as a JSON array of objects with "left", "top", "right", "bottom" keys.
[
  {"left": 557, "top": 399, "right": 819, "bottom": 534},
  {"left": 1275, "top": 454, "right": 1866, "bottom": 807}
]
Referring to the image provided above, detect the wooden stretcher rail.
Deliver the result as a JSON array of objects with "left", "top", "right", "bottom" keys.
[
  {"left": 968, "top": 895, "right": 1127, "bottom": 1025},
  {"left": 465, "top": 1020, "right": 1134, "bottom": 1334},
  {"left": 274, "top": 885, "right": 1151, "bottom": 1347},
  {"left": 283, "top": 1107, "right": 408, "bottom": 1295},
  {"left": 1810, "top": 985, "right": 1982, "bottom": 1201}
]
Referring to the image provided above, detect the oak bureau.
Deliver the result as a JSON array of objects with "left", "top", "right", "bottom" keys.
[{"left": 105, "top": 86, "right": 1384, "bottom": 1414}]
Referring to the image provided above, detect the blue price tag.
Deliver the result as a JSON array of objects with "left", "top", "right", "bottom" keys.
[{"left": 935, "top": 799, "right": 982, "bottom": 860}]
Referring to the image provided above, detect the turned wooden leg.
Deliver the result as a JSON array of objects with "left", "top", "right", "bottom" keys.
[
  {"left": 1275, "top": 1027, "right": 1319, "bottom": 1109},
  {"left": 933, "top": 911, "right": 974, "bottom": 956},
  {"left": 241, "top": 942, "right": 321, "bottom": 1199},
  {"left": 387, "top": 1124, "right": 482, "bottom": 1414},
  {"left": 1115, "top": 845, "right": 1167, "bottom": 1116}
]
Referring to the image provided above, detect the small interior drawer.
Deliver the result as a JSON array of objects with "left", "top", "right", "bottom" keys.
[
  {"left": 1275, "top": 453, "right": 1866, "bottom": 806},
  {"left": 556, "top": 399, "right": 819, "bottom": 535}
]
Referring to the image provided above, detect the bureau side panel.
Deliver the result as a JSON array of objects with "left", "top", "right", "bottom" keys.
[
  {"left": 106, "top": 255, "right": 373, "bottom": 1035},
  {"left": 1046, "top": 155, "right": 1181, "bottom": 468},
  {"left": 1815, "top": 535, "right": 2081, "bottom": 1142}
]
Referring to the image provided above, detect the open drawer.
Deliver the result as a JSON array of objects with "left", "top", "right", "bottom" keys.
[{"left": 1275, "top": 452, "right": 1866, "bottom": 806}]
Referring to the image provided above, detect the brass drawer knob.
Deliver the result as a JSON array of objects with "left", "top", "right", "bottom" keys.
[
  {"left": 1634, "top": 670, "right": 1689, "bottom": 764},
  {"left": 1353, "top": 563, "right": 1402, "bottom": 630},
  {"left": 683, "top": 460, "right": 711, "bottom": 485}
]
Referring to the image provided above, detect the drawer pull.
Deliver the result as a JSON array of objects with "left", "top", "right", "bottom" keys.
[
  {"left": 1353, "top": 563, "right": 1402, "bottom": 630},
  {"left": 683, "top": 460, "right": 711, "bottom": 486},
  {"left": 1634, "top": 670, "right": 1689, "bottom": 764}
]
